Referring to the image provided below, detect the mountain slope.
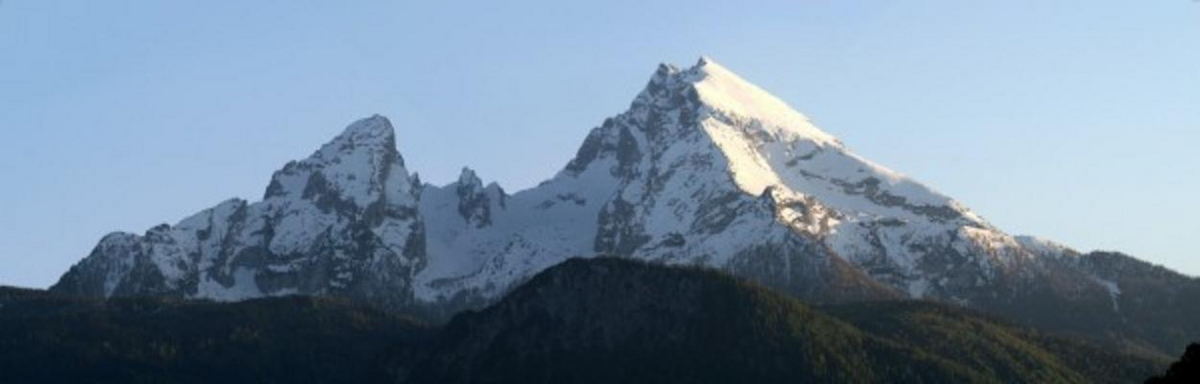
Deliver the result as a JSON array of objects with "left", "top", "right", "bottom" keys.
[
  {"left": 825, "top": 300, "right": 1167, "bottom": 384},
  {"left": 51, "top": 57, "right": 1199, "bottom": 356},
  {"left": 388, "top": 257, "right": 1162, "bottom": 384}
]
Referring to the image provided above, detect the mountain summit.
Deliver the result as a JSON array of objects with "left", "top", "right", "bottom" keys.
[
  {"left": 55, "top": 115, "right": 426, "bottom": 309},
  {"left": 52, "top": 58, "right": 1199, "bottom": 355}
]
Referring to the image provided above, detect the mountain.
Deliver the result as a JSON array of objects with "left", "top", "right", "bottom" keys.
[
  {"left": 1147, "top": 343, "right": 1200, "bottom": 384},
  {"left": 387, "top": 257, "right": 1163, "bottom": 384},
  {"left": 53, "top": 116, "right": 426, "bottom": 311},
  {"left": 825, "top": 300, "right": 1167, "bottom": 384},
  {"left": 51, "top": 57, "right": 1199, "bottom": 356},
  {"left": 0, "top": 292, "right": 428, "bottom": 383},
  {"left": 5, "top": 260, "right": 1164, "bottom": 383}
]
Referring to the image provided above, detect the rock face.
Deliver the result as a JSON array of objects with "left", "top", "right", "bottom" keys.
[
  {"left": 52, "top": 58, "right": 1198, "bottom": 353},
  {"left": 54, "top": 116, "right": 426, "bottom": 310}
]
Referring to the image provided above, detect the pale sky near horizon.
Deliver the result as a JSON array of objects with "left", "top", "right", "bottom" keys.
[{"left": 1, "top": 1, "right": 1197, "bottom": 288}]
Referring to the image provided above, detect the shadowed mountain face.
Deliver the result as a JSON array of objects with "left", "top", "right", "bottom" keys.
[{"left": 50, "top": 58, "right": 1199, "bottom": 356}]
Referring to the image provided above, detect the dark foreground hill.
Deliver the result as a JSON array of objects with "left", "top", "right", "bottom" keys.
[
  {"left": 0, "top": 258, "right": 1172, "bottom": 383},
  {"left": 0, "top": 291, "right": 428, "bottom": 383},
  {"left": 386, "top": 257, "right": 1165, "bottom": 384},
  {"left": 825, "top": 300, "right": 1167, "bottom": 384},
  {"left": 1146, "top": 343, "right": 1200, "bottom": 384}
]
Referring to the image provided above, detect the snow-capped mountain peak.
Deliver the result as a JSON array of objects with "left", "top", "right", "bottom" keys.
[
  {"left": 55, "top": 115, "right": 425, "bottom": 308},
  {"left": 54, "top": 57, "right": 1177, "bottom": 331},
  {"left": 313, "top": 114, "right": 397, "bottom": 161},
  {"left": 263, "top": 114, "right": 410, "bottom": 210},
  {"left": 627, "top": 58, "right": 986, "bottom": 229},
  {"left": 685, "top": 57, "right": 842, "bottom": 147}
]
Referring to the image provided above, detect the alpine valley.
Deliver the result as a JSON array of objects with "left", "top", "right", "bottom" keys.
[{"left": 46, "top": 57, "right": 1200, "bottom": 365}]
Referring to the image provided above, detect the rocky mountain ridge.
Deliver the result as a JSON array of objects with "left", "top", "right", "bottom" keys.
[{"left": 52, "top": 57, "right": 1199, "bottom": 355}]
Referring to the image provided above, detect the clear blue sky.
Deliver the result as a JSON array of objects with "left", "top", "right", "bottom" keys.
[{"left": 1, "top": 1, "right": 1197, "bottom": 288}]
